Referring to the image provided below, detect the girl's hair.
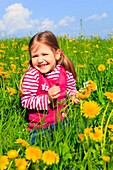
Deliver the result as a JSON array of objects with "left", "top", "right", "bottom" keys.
[{"left": 19, "top": 31, "right": 77, "bottom": 94}]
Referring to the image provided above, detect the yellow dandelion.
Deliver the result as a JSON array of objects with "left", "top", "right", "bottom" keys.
[
  {"left": 21, "top": 45, "right": 28, "bottom": 51},
  {"left": 81, "top": 101, "right": 100, "bottom": 118},
  {"left": 77, "top": 64, "right": 84, "bottom": 68},
  {"left": 102, "top": 156, "right": 110, "bottom": 162},
  {"left": 0, "top": 49, "right": 5, "bottom": 53},
  {"left": 25, "top": 146, "right": 42, "bottom": 163},
  {"left": 77, "top": 88, "right": 91, "bottom": 99},
  {"left": 42, "top": 150, "right": 59, "bottom": 165},
  {"left": 95, "top": 44, "right": 99, "bottom": 48},
  {"left": 110, "top": 136, "right": 113, "bottom": 141},
  {"left": 15, "top": 158, "right": 28, "bottom": 170},
  {"left": 104, "top": 92, "right": 113, "bottom": 102},
  {"left": 84, "top": 128, "right": 92, "bottom": 134},
  {"left": 15, "top": 138, "right": 30, "bottom": 147},
  {"left": 108, "top": 124, "right": 113, "bottom": 129},
  {"left": 98, "top": 64, "right": 105, "bottom": 71},
  {"left": 107, "top": 58, "right": 113, "bottom": 64},
  {"left": 7, "top": 150, "right": 18, "bottom": 159},
  {"left": 87, "top": 80, "right": 97, "bottom": 91},
  {"left": 21, "top": 60, "right": 29, "bottom": 67},
  {"left": 8, "top": 88, "right": 16, "bottom": 96},
  {"left": 89, "top": 127, "right": 103, "bottom": 142},
  {"left": 11, "top": 64, "right": 16, "bottom": 70},
  {"left": 78, "top": 134, "right": 84, "bottom": 140},
  {"left": 0, "top": 156, "right": 9, "bottom": 170}
]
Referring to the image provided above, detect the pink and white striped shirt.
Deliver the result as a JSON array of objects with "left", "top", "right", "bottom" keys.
[{"left": 21, "top": 64, "right": 77, "bottom": 110}]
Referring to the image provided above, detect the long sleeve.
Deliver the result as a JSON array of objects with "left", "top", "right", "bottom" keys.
[
  {"left": 21, "top": 68, "right": 48, "bottom": 110},
  {"left": 66, "top": 71, "right": 77, "bottom": 95}
]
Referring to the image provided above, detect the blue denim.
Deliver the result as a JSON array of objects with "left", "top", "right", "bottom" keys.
[{"left": 30, "top": 120, "right": 69, "bottom": 145}]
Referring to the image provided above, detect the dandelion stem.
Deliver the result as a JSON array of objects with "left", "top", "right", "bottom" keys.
[
  {"left": 103, "top": 109, "right": 113, "bottom": 147},
  {"left": 101, "top": 102, "right": 109, "bottom": 155}
]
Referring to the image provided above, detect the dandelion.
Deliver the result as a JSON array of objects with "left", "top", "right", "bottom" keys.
[
  {"left": 77, "top": 64, "right": 84, "bottom": 68},
  {"left": 95, "top": 44, "right": 99, "bottom": 48},
  {"left": 102, "top": 156, "right": 110, "bottom": 162},
  {"left": 42, "top": 150, "right": 59, "bottom": 165},
  {"left": 110, "top": 136, "right": 113, "bottom": 141},
  {"left": 98, "top": 64, "right": 105, "bottom": 71},
  {"left": 0, "top": 49, "right": 5, "bottom": 53},
  {"left": 21, "top": 45, "right": 28, "bottom": 51},
  {"left": 78, "top": 134, "right": 84, "bottom": 140},
  {"left": 104, "top": 92, "right": 113, "bottom": 102},
  {"left": 11, "top": 64, "right": 16, "bottom": 71},
  {"left": 21, "top": 60, "right": 29, "bottom": 67},
  {"left": 84, "top": 128, "right": 92, "bottom": 134},
  {"left": 0, "top": 156, "right": 9, "bottom": 170},
  {"left": 8, "top": 88, "right": 16, "bottom": 96},
  {"left": 15, "top": 158, "right": 28, "bottom": 170},
  {"left": 87, "top": 80, "right": 97, "bottom": 91},
  {"left": 15, "top": 138, "right": 30, "bottom": 147},
  {"left": 81, "top": 101, "right": 100, "bottom": 118},
  {"left": 25, "top": 146, "right": 42, "bottom": 163},
  {"left": 107, "top": 58, "right": 113, "bottom": 64},
  {"left": 89, "top": 127, "right": 103, "bottom": 142},
  {"left": 7, "top": 150, "right": 18, "bottom": 159}
]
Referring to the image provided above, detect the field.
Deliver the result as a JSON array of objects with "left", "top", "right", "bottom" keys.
[{"left": 0, "top": 34, "right": 113, "bottom": 170}]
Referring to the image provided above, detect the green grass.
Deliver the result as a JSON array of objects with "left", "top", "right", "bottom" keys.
[{"left": 0, "top": 34, "right": 113, "bottom": 169}]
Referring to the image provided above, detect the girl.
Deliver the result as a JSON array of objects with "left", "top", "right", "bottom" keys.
[{"left": 20, "top": 31, "right": 78, "bottom": 134}]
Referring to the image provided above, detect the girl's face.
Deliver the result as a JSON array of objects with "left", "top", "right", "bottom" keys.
[{"left": 31, "top": 43, "right": 58, "bottom": 74}]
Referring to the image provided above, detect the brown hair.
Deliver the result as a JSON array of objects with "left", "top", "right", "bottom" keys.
[
  {"left": 19, "top": 31, "right": 77, "bottom": 94},
  {"left": 29, "top": 31, "right": 77, "bottom": 79}
]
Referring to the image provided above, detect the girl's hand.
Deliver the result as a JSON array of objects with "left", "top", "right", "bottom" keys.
[
  {"left": 69, "top": 93, "right": 80, "bottom": 104},
  {"left": 48, "top": 85, "right": 60, "bottom": 103}
]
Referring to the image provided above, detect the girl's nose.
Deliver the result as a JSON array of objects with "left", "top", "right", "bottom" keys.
[{"left": 37, "top": 55, "right": 43, "bottom": 63}]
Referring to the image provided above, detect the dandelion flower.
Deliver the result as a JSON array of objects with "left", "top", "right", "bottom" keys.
[
  {"left": 7, "top": 150, "right": 18, "bottom": 159},
  {"left": 77, "top": 64, "right": 84, "bottom": 68},
  {"left": 78, "top": 134, "right": 84, "bottom": 140},
  {"left": 102, "top": 156, "right": 110, "bottom": 162},
  {"left": 25, "top": 146, "right": 42, "bottom": 163},
  {"left": 81, "top": 101, "right": 100, "bottom": 118},
  {"left": 98, "top": 64, "right": 105, "bottom": 71},
  {"left": 42, "top": 150, "right": 59, "bottom": 165},
  {"left": 104, "top": 92, "right": 113, "bottom": 102},
  {"left": 107, "top": 58, "right": 113, "bottom": 64},
  {"left": 15, "top": 158, "right": 28, "bottom": 170},
  {"left": 15, "top": 138, "right": 30, "bottom": 147},
  {"left": 110, "top": 136, "right": 113, "bottom": 141},
  {"left": 84, "top": 128, "right": 92, "bottom": 134},
  {"left": 21, "top": 45, "right": 28, "bottom": 51},
  {"left": 8, "top": 88, "right": 16, "bottom": 96},
  {"left": 0, "top": 156, "right": 9, "bottom": 170},
  {"left": 89, "top": 127, "right": 103, "bottom": 142},
  {"left": 87, "top": 80, "right": 97, "bottom": 91}
]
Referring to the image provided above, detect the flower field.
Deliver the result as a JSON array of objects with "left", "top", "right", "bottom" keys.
[{"left": 0, "top": 34, "right": 113, "bottom": 170}]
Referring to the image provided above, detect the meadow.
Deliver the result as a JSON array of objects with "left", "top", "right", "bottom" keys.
[{"left": 0, "top": 34, "right": 113, "bottom": 170}]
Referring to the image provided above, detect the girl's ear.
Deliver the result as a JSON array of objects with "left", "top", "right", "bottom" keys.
[{"left": 55, "top": 49, "right": 61, "bottom": 61}]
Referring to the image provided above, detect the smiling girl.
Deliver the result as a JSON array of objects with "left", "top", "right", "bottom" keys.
[{"left": 20, "top": 31, "right": 79, "bottom": 142}]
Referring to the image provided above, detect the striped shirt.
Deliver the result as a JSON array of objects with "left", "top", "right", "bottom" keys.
[{"left": 21, "top": 64, "right": 77, "bottom": 110}]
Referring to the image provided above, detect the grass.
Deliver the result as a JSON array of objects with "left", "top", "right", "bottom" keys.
[{"left": 0, "top": 34, "right": 113, "bottom": 169}]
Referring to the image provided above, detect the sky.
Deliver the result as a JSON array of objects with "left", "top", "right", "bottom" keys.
[{"left": 0, "top": 0, "right": 113, "bottom": 38}]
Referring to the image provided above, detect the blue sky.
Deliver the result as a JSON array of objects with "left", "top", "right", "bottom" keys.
[{"left": 0, "top": 0, "right": 113, "bottom": 38}]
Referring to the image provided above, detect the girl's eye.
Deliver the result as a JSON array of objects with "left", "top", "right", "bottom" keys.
[
  {"left": 43, "top": 53, "right": 48, "bottom": 56},
  {"left": 32, "top": 55, "right": 38, "bottom": 58}
]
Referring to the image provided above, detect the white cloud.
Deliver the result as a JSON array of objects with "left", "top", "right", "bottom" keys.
[
  {"left": 84, "top": 12, "right": 108, "bottom": 22},
  {"left": 0, "top": 3, "right": 76, "bottom": 36},
  {"left": 58, "top": 16, "right": 76, "bottom": 26},
  {"left": 38, "top": 18, "right": 56, "bottom": 31},
  {"left": 0, "top": 3, "right": 39, "bottom": 35}
]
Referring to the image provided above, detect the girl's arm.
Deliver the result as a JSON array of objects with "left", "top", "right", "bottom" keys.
[
  {"left": 66, "top": 71, "right": 77, "bottom": 95},
  {"left": 21, "top": 69, "right": 48, "bottom": 110},
  {"left": 66, "top": 71, "right": 79, "bottom": 104}
]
